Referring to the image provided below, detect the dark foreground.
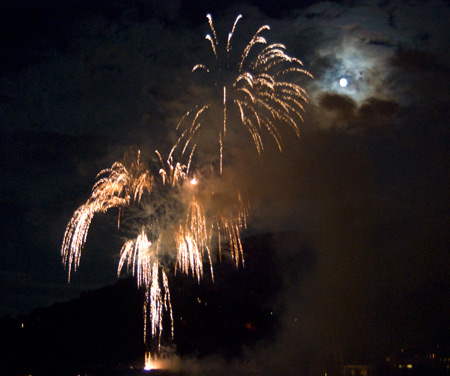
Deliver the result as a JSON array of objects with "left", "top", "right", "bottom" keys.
[{"left": 3, "top": 369, "right": 181, "bottom": 376}]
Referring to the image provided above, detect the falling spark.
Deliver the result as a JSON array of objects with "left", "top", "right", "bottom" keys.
[
  {"left": 118, "top": 232, "right": 173, "bottom": 348},
  {"left": 62, "top": 150, "right": 152, "bottom": 282},
  {"left": 216, "top": 191, "right": 248, "bottom": 268},
  {"left": 172, "top": 14, "right": 313, "bottom": 172},
  {"left": 175, "top": 197, "right": 212, "bottom": 283}
]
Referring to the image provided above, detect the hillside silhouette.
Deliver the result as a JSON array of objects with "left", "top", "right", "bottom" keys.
[{"left": 0, "top": 232, "right": 296, "bottom": 375}]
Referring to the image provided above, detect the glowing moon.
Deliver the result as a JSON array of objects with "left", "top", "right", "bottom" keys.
[{"left": 339, "top": 78, "right": 348, "bottom": 88}]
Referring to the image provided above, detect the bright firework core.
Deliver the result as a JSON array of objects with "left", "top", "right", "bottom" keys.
[{"left": 144, "top": 351, "right": 162, "bottom": 371}]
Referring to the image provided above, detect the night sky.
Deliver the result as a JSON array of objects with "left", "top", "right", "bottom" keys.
[{"left": 1, "top": 0, "right": 449, "bottom": 373}]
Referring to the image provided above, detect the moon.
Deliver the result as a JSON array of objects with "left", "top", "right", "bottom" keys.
[{"left": 339, "top": 77, "right": 348, "bottom": 88}]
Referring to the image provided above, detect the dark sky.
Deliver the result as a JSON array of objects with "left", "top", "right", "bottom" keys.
[{"left": 1, "top": 0, "right": 449, "bottom": 372}]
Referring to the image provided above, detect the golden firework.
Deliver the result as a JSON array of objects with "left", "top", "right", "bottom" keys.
[
  {"left": 172, "top": 14, "right": 313, "bottom": 173},
  {"left": 61, "top": 150, "right": 249, "bottom": 355},
  {"left": 62, "top": 150, "right": 152, "bottom": 282}
]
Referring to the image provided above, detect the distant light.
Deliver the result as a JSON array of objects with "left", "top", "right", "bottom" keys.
[
  {"left": 190, "top": 178, "right": 198, "bottom": 185},
  {"left": 407, "top": 364, "right": 413, "bottom": 369},
  {"left": 339, "top": 78, "right": 348, "bottom": 88}
]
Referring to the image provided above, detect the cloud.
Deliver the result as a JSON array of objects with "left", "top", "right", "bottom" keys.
[
  {"left": 307, "top": 92, "right": 399, "bottom": 132},
  {"left": 271, "top": 0, "right": 450, "bottom": 113},
  {"left": 318, "top": 93, "right": 357, "bottom": 127}
]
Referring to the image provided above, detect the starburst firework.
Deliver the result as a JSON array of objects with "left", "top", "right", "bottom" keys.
[{"left": 171, "top": 14, "right": 313, "bottom": 173}]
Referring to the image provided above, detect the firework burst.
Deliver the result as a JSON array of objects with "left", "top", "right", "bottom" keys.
[
  {"left": 62, "top": 150, "right": 248, "bottom": 354},
  {"left": 171, "top": 14, "right": 313, "bottom": 173}
]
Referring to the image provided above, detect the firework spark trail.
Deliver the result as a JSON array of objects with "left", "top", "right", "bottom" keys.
[
  {"left": 216, "top": 191, "right": 248, "bottom": 268},
  {"left": 61, "top": 150, "right": 175, "bottom": 353},
  {"left": 172, "top": 14, "right": 313, "bottom": 172},
  {"left": 175, "top": 200, "right": 211, "bottom": 283},
  {"left": 158, "top": 152, "right": 247, "bottom": 283},
  {"left": 117, "top": 231, "right": 173, "bottom": 348},
  {"left": 62, "top": 151, "right": 152, "bottom": 282}
]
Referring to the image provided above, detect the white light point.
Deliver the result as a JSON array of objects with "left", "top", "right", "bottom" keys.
[
  {"left": 339, "top": 77, "right": 348, "bottom": 88},
  {"left": 190, "top": 178, "right": 198, "bottom": 185}
]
